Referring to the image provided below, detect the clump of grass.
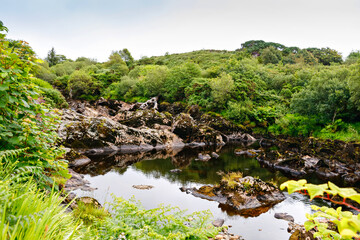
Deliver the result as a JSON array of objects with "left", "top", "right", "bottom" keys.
[
  {"left": 0, "top": 181, "right": 84, "bottom": 240},
  {"left": 73, "top": 200, "right": 110, "bottom": 225},
  {"left": 220, "top": 172, "right": 243, "bottom": 190}
]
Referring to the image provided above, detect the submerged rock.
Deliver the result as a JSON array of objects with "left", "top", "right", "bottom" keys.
[
  {"left": 132, "top": 185, "right": 154, "bottom": 190},
  {"left": 235, "top": 149, "right": 261, "bottom": 157},
  {"left": 274, "top": 212, "right": 294, "bottom": 222}
]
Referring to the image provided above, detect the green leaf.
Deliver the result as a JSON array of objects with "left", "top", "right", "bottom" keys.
[
  {"left": 304, "top": 220, "right": 316, "bottom": 230},
  {"left": 0, "top": 82, "right": 10, "bottom": 90},
  {"left": 280, "top": 179, "right": 307, "bottom": 194},
  {"left": 305, "top": 183, "right": 328, "bottom": 200}
]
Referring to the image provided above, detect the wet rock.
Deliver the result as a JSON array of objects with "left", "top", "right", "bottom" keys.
[
  {"left": 183, "top": 175, "right": 285, "bottom": 217},
  {"left": 69, "top": 156, "right": 91, "bottom": 168},
  {"left": 274, "top": 212, "right": 294, "bottom": 222},
  {"left": 343, "top": 172, "right": 360, "bottom": 185},
  {"left": 258, "top": 137, "right": 360, "bottom": 186},
  {"left": 302, "top": 155, "right": 320, "bottom": 169},
  {"left": 65, "top": 168, "right": 96, "bottom": 191},
  {"left": 212, "top": 219, "right": 225, "bottom": 227},
  {"left": 170, "top": 168, "right": 182, "bottom": 173},
  {"left": 197, "top": 153, "right": 211, "bottom": 161},
  {"left": 211, "top": 152, "right": 220, "bottom": 158},
  {"left": 132, "top": 185, "right": 154, "bottom": 190},
  {"left": 199, "top": 113, "right": 242, "bottom": 134}
]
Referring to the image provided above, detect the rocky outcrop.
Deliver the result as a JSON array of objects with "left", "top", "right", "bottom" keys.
[
  {"left": 59, "top": 99, "right": 255, "bottom": 151},
  {"left": 182, "top": 175, "right": 285, "bottom": 217},
  {"left": 59, "top": 108, "right": 183, "bottom": 149},
  {"left": 257, "top": 137, "right": 360, "bottom": 186},
  {"left": 171, "top": 113, "right": 225, "bottom": 145},
  {"left": 115, "top": 109, "right": 172, "bottom": 128}
]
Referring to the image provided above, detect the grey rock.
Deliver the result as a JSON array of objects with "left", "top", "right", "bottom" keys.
[
  {"left": 211, "top": 152, "right": 220, "bottom": 158},
  {"left": 274, "top": 212, "right": 294, "bottom": 222},
  {"left": 69, "top": 156, "right": 91, "bottom": 168},
  {"left": 212, "top": 219, "right": 225, "bottom": 227},
  {"left": 197, "top": 153, "right": 211, "bottom": 161}
]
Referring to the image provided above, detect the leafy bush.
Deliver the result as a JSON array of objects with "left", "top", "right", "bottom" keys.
[
  {"left": 0, "top": 35, "right": 67, "bottom": 181},
  {"left": 268, "top": 114, "right": 320, "bottom": 136},
  {"left": 68, "top": 70, "right": 102, "bottom": 100}
]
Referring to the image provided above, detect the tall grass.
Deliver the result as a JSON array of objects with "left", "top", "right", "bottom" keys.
[{"left": 0, "top": 149, "right": 85, "bottom": 240}]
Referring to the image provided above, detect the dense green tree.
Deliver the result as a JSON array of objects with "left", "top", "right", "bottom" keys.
[
  {"left": 345, "top": 51, "right": 360, "bottom": 65},
  {"left": 260, "top": 46, "right": 282, "bottom": 64},
  {"left": 306, "top": 47, "right": 343, "bottom": 65},
  {"left": 210, "top": 73, "right": 234, "bottom": 106},
  {"left": 119, "top": 48, "right": 134, "bottom": 68},
  {"left": 291, "top": 69, "right": 352, "bottom": 121},
  {"left": 45, "top": 47, "right": 60, "bottom": 67},
  {"left": 348, "top": 61, "right": 360, "bottom": 110},
  {"left": 164, "top": 62, "right": 202, "bottom": 101},
  {"left": 104, "top": 51, "right": 129, "bottom": 76},
  {"left": 0, "top": 26, "right": 67, "bottom": 179},
  {"left": 67, "top": 70, "right": 101, "bottom": 100}
]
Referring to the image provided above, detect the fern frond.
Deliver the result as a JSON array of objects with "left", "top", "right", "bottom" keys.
[{"left": 0, "top": 148, "right": 28, "bottom": 162}]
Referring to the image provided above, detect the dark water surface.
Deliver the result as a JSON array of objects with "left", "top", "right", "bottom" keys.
[{"left": 74, "top": 144, "right": 327, "bottom": 240}]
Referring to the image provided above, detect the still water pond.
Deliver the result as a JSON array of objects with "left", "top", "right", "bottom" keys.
[{"left": 74, "top": 144, "right": 327, "bottom": 240}]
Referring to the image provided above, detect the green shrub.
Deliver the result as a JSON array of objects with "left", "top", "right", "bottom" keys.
[
  {"left": 90, "top": 196, "right": 222, "bottom": 240},
  {"left": 68, "top": 70, "right": 102, "bottom": 100},
  {"left": 39, "top": 87, "right": 68, "bottom": 108}
]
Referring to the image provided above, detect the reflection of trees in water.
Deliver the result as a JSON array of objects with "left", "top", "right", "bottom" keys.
[
  {"left": 134, "top": 145, "right": 289, "bottom": 185},
  {"left": 77, "top": 144, "right": 288, "bottom": 186}
]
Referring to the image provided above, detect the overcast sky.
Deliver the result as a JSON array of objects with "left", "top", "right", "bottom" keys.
[{"left": 2, "top": 0, "right": 359, "bottom": 62}]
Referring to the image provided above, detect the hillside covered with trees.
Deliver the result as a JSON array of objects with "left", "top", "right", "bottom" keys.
[{"left": 36, "top": 40, "right": 360, "bottom": 142}]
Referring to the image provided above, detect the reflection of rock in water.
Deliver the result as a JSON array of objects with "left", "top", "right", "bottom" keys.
[
  {"left": 76, "top": 146, "right": 221, "bottom": 176},
  {"left": 77, "top": 149, "right": 175, "bottom": 176},
  {"left": 218, "top": 203, "right": 273, "bottom": 218}
]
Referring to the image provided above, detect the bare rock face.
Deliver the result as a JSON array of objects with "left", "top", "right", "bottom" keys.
[
  {"left": 183, "top": 175, "right": 285, "bottom": 217},
  {"left": 58, "top": 109, "right": 183, "bottom": 149},
  {"left": 115, "top": 109, "right": 172, "bottom": 128}
]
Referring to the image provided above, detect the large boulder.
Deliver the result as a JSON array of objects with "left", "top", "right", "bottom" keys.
[{"left": 171, "top": 113, "right": 224, "bottom": 145}]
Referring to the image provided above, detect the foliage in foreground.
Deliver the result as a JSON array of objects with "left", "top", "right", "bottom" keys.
[
  {"left": 281, "top": 179, "right": 360, "bottom": 240},
  {"left": 90, "top": 196, "right": 222, "bottom": 240},
  {"left": 0, "top": 149, "right": 84, "bottom": 240}
]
